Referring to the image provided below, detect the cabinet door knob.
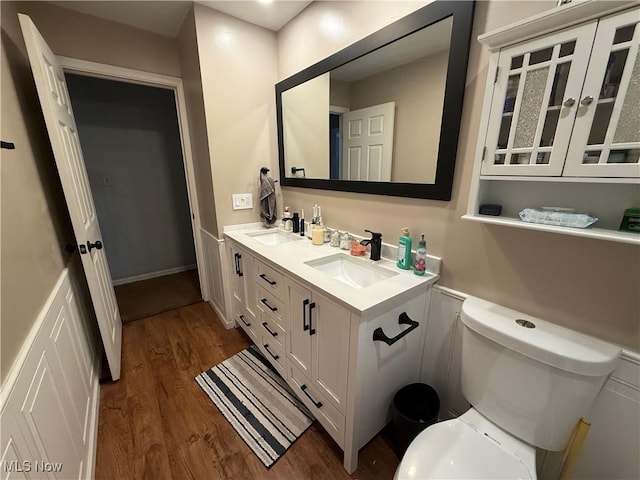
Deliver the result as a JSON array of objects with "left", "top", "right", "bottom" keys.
[
  {"left": 563, "top": 97, "right": 576, "bottom": 107},
  {"left": 580, "top": 95, "right": 594, "bottom": 106}
]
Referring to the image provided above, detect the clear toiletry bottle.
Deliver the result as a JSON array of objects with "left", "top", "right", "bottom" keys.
[
  {"left": 413, "top": 233, "right": 427, "bottom": 276},
  {"left": 397, "top": 227, "right": 412, "bottom": 270},
  {"left": 282, "top": 206, "right": 292, "bottom": 231}
]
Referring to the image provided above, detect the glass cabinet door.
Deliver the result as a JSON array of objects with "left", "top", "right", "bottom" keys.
[
  {"left": 564, "top": 8, "right": 640, "bottom": 178},
  {"left": 481, "top": 23, "right": 597, "bottom": 176}
]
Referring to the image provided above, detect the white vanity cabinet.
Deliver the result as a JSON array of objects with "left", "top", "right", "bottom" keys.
[
  {"left": 228, "top": 242, "right": 258, "bottom": 341},
  {"left": 224, "top": 228, "right": 439, "bottom": 473},
  {"left": 467, "top": 2, "right": 640, "bottom": 245},
  {"left": 286, "top": 278, "right": 351, "bottom": 446}
]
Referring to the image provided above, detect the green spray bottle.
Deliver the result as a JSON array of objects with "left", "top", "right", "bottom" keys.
[
  {"left": 413, "top": 233, "right": 427, "bottom": 276},
  {"left": 397, "top": 227, "right": 412, "bottom": 270}
]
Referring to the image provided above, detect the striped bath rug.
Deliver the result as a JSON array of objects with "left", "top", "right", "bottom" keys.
[{"left": 195, "top": 345, "right": 314, "bottom": 469}]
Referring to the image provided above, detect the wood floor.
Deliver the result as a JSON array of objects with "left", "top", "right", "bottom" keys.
[
  {"left": 114, "top": 269, "right": 202, "bottom": 323},
  {"left": 96, "top": 302, "right": 400, "bottom": 480}
]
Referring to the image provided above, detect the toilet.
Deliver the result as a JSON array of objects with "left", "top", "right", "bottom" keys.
[{"left": 394, "top": 296, "right": 621, "bottom": 480}]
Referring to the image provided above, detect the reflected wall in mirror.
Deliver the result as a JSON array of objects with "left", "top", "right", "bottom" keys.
[{"left": 276, "top": 1, "right": 475, "bottom": 200}]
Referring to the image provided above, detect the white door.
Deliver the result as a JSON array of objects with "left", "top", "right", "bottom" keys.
[
  {"left": 19, "top": 14, "right": 122, "bottom": 380},
  {"left": 341, "top": 102, "right": 395, "bottom": 181}
]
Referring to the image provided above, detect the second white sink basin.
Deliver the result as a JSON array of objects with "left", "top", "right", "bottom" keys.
[
  {"left": 305, "top": 253, "right": 398, "bottom": 289},
  {"left": 247, "top": 229, "right": 302, "bottom": 246}
]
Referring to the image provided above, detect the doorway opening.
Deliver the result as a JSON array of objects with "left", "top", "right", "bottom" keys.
[{"left": 65, "top": 73, "right": 203, "bottom": 323}]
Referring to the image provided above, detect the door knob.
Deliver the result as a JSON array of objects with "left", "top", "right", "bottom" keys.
[
  {"left": 87, "top": 240, "right": 103, "bottom": 252},
  {"left": 580, "top": 95, "right": 594, "bottom": 106},
  {"left": 563, "top": 97, "right": 576, "bottom": 107}
]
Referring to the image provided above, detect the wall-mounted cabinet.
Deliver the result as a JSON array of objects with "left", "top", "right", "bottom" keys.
[{"left": 466, "top": 1, "right": 639, "bottom": 245}]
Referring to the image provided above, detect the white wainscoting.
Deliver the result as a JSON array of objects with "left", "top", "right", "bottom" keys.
[
  {"left": 0, "top": 267, "right": 100, "bottom": 479},
  {"left": 420, "top": 285, "right": 640, "bottom": 480},
  {"left": 200, "top": 228, "right": 231, "bottom": 327}
]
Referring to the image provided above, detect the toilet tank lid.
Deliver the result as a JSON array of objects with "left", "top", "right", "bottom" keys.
[{"left": 461, "top": 297, "right": 621, "bottom": 377}]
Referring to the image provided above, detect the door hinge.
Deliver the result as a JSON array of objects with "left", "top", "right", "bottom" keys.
[
  {"left": 494, "top": 67, "right": 500, "bottom": 83},
  {"left": 482, "top": 146, "right": 487, "bottom": 161}
]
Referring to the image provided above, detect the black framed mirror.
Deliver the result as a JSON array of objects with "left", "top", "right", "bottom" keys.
[{"left": 276, "top": 1, "right": 475, "bottom": 200}]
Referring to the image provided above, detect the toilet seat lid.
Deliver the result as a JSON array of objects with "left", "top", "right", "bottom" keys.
[{"left": 395, "top": 418, "right": 534, "bottom": 480}]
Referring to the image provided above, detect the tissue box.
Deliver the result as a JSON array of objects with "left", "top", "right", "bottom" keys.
[{"left": 619, "top": 208, "right": 640, "bottom": 233}]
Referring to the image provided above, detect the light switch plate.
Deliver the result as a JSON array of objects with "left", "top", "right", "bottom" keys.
[{"left": 232, "top": 193, "right": 253, "bottom": 210}]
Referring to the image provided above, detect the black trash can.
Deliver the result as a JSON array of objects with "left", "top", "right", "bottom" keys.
[{"left": 391, "top": 383, "right": 440, "bottom": 458}]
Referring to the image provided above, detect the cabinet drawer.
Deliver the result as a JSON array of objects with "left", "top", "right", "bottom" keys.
[
  {"left": 254, "top": 259, "right": 285, "bottom": 299},
  {"left": 258, "top": 334, "right": 285, "bottom": 377},
  {"left": 259, "top": 312, "right": 285, "bottom": 350},
  {"left": 255, "top": 286, "right": 284, "bottom": 327},
  {"left": 288, "top": 364, "right": 345, "bottom": 448},
  {"left": 236, "top": 307, "right": 258, "bottom": 343}
]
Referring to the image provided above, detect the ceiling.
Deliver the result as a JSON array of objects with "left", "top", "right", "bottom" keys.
[{"left": 49, "top": 1, "right": 313, "bottom": 37}]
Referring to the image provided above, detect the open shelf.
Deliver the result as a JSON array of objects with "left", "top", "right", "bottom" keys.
[{"left": 462, "top": 214, "right": 640, "bottom": 245}]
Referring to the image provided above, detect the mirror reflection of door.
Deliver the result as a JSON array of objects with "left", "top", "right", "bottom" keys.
[{"left": 340, "top": 102, "right": 395, "bottom": 181}]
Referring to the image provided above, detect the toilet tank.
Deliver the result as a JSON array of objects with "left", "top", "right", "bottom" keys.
[{"left": 460, "top": 297, "right": 621, "bottom": 451}]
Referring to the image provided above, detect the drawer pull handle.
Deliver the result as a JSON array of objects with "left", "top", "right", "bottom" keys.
[
  {"left": 260, "top": 298, "right": 278, "bottom": 312},
  {"left": 372, "top": 312, "right": 419, "bottom": 346},
  {"left": 259, "top": 273, "right": 277, "bottom": 286},
  {"left": 239, "top": 315, "right": 250, "bottom": 327},
  {"left": 262, "top": 321, "right": 278, "bottom": 337},
  {"left": 300, "top": 384, "right": 323, "bottom": 409},
  {"left": 263, "top": 344, "right": 279, "bottom": 360},
  {"left": 302, "top": 299, "right": 310, "bottom": 331}
]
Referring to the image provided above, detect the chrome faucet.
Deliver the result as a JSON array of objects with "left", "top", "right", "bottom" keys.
[{"left": 360, "top": 230, "right": 382, "bottom": 261}]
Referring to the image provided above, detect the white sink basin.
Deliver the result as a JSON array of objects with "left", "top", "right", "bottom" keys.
[
  {"left": 247, "top": 229, "right": 302, "bottom": 246},
  {"left": 305, "top": 253, "right": 398, "bottom": 289}
]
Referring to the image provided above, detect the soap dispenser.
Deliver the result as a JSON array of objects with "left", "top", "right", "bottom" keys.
[
  {"left": 397, "top": 227, "right": 412, "bottom": 270},
  {"left": 413, "top": 233, "right": 427, "bottom": 276}
]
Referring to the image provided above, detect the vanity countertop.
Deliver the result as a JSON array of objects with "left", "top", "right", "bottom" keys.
[{"left": 224, "top": 224, "right": 439, "bottom": 318}]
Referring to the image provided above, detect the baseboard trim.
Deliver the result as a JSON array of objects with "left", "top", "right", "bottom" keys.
[{"left": 112, "top": 265, "right": 197, "bottom": 286}]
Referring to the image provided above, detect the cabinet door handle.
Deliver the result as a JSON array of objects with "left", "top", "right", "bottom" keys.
[
  {"left": 300, "top": 384, "right": 322, "bottom": 408},
  {"left": 239, "top": 314, "right": 250, "bottom": 327},
  {"left": 263, "top": 344, "right": 279, "bottom": 360},
  {"left": 262, "top": 321, "right": 278, "bottom": 337},
  {"left": 372, "top": 312, "right": 419, "bottom": 346},
  {"left": 309, "top": 302, "right": 316, "bottom": 336},
  {"left": 302, "top": 299, "right": 310, "bottom": 331},
  {"left": 260, "top": 298, "right": 278, "bottom": 312},
  {"left": 234, "top": 253, "right": 243, "bottom": 277},
  {"left": 580, "top": 95, "right": 594, "bottom": 106},
  {"left": 563, "top": 97, "right": 576, "bottom": 107},
  {"left": 259, "top": 273, "right": 277, "bottom": 286}
]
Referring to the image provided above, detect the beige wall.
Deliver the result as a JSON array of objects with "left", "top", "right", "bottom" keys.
[
  {"left": 283, "top": 73, "right": 330, "bottom": 179},
  {"left": 194, "top": 4, "right": 279, "bottom": 234},
  {"left": 1, "top": 1, "right": 74, "bottom": 381},
  {"left": 178, "top": 6, "right": 218, "bottom": 236},
  {"left": 15, "top": 1, "right": 181, "bottom": 77},
  {"left": 277, "top": 1, "right": 640, "bottom": 350},
  {"left": 0, "top": 1, "right": 186, "bottom": 380},
  {"left": 349, "top": 50, "right": 448, "bottom": 183}
]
